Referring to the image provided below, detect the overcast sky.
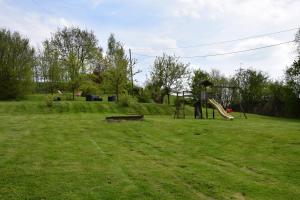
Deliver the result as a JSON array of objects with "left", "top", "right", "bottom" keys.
[{"left": 0, "top": 0, "right": 299, "bottom": 85}]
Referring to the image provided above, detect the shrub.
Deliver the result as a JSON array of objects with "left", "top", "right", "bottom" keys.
[
  {"left": 118, "top": 95, "right": 131, "bottom": 107},
  {"left": 45, "top": 96, "right": 53, "bottom": 109},
  {"left": 79, "top": 80, "right": 98, "bottom": 96},
  {"left": 65, "top": 94, "right": 73, "bottom": 101},
  {"left": 137, "top": 92, "right": 151, "bottom": 103}
]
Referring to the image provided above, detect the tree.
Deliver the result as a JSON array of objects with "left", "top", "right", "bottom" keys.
[
  {"left": 296, "top": 29, "right": 300, "bottom": 54},
  {"left": 150, "top": 54, "right": 189, "bottom": 104},
  {"left": 233, "top": 68, "right": 268, "bottom": 112},
  {"left": 190, "top": 69, "right": 209, "bottom": 100},
  {"left": 103, "top": 34, "right": 129, "bottom": 101},
  {"left": 66, "top": 52, "right": 81, "bottom": 99},
  {"left": 209, "top": 69, "right": 233, "bottom": 108},
  {"left": 45, "top": 27, "right": 100, "bottom": 99},
  {"left": 0, "top": 29, "right": 35, "bottom": 100},
  {"left": 262, "top": 80, "right": 300, "bottom": 117},
  {"left": 92, "top": 48, "right": 107, "bottom": 85},
  {"left": 290, "top": 28, "right": 300, "bottom": 96},
  {"left": 39, "top": 40, "right": 63, "bottom": 94},
  {"left": 285, "top": 58, "right": 300, "bottom": 96}
]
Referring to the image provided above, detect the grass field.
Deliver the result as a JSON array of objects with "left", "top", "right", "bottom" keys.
[{"left": 0, "top": 101, "right": 299, "bottom": 199}]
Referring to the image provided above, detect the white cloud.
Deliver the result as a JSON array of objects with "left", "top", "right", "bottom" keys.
[
  {"left": 0, "top": 0, "right": 79, "bottom": 47},
  {"left": 0, "top": 0, "right": 299, "bottom": 83}
]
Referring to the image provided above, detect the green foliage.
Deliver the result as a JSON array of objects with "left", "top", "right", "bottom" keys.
[
  {"left": 118, "top": 95, "right": 131, "bottom": 107},
  {"left": 233, "top": 68, "right": 268, "bottom": 112},
  {"left": 137, "top": 95, "right": 150, "bottom": 103},
  {"left": 296, "top": 28, "right": 300, "bottom": 54},
  {"left": 190, "top": 69, "right": 209, "bottom": 100},
  {"left": 264, "top": 81, "right": 300, "bottom": 117},
  {"left": 0, "top": 29, "right": 34, "bottom": 100},
  {"left": 38, "top": 40, "right": 63, "bottom": 94},
  {"left": 209, "top": 69, "right": 234, "bottom": 108},
  {"left": 149, "top": 54, "right": 189, "bottom": 104},
  {"left": 50, "top": 27, "right": 100, "bottom": 70},
  {"left": 39, "top": 27, "right": 102, "bottom": 99},
  {"left": 79, "top": 80, "right": 98, "bottom": 96},
  {"left": 45, "top": 95, "right": 54, "bottom": 109},
  {"left": 137, "top": 89, "right": 152, "bottom": 103},
  {"left": 66, "top": 52, "right": 81, "bottom": 98},
  {"left": 103, "top": 34, "right": 129, "bottom": 101},
  {"left": 285, "top": 57, "right": 300, "bottom": 96},
  {"left": 144, "top": 81, "right": 163, "bottom": 103}
]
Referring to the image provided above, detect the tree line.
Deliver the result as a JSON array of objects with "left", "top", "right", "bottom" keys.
[{"left": 0, "top": 27, "right": 299, "bottom": 117}]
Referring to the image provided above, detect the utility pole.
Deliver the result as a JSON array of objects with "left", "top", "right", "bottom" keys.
[{"left": 129, "top": 49, "right": 134, "bottom": 96}]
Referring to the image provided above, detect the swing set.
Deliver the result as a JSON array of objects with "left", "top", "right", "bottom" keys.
[{"left": 174, "top": 80, "right": 247, "bottom": 120}]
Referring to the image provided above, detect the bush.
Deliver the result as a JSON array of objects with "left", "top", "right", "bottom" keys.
[
  {"left": 118, "top": 95, "right": 131, "bottom": 107},
  {"left": 79, "top": 80, "right": 98, "bottom": 96},
  {"left": 65, "top": 94, "right": 73, "bottom": 101},
  {"left": 174, "top": 98, "right": 184, "bottom": 107},
  {"left": 45, "top": 96, "right": 53, "bottom": 109},
  {"left": 137, "top": 92, "right": 151, "bottom": 103}
]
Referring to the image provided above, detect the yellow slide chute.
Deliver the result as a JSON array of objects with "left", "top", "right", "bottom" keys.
[{"left": 208, "top": 99, "right": 234, "bottom": 120}]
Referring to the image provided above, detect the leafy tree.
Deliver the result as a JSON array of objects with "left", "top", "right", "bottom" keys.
[
  {"left": 66, "top": 52, "right": 81, "bottom": 99},
  {"left": 190, "top": 69, "right": 209, "bottom": 100},
  {"left": 296, "top": 29, "right": 300, "bottom": 54},
  {"left": 150, "top": 54, "right": 189, "bottom": 104},
  {"left": 233, "top": 68, "right": 268, "bottom": 112},
  {"left": 0, "top": 29, "right": 35, "bottom": 100},
  {"left": 103, "top": 34, "right": 129, "bottom": 101},
  {"left": 263, "top": 81, "right": 300, "bottom": 117},
  {"left": 208, "top": 69, "right": 234, "bottom": 108},
  {"left": 45, "top": 27, "right": 100, "bottom": 99},
  {"left": 285, "top": 58, "right": 300, "bottom": 97},
  {"left": 79, "top": 74, "right": 99, "bottom": 96},
  {"left": 92, "top": 48, "right": 107, "bottom": 85},
  {"left": 39, "top": 40, "right": 63, "bottom": 94}
]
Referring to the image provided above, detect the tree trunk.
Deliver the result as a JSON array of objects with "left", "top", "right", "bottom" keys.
[{"left": 167, "top": 94, "right": 170, "bottom": 105}]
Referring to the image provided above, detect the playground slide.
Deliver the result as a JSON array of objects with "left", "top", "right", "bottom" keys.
[{"left": 208, "top": 99, "right": 234, "bottom": 120}]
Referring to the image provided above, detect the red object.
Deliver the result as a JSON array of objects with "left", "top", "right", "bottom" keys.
[{"left": 226, "top": 108, "right": 233, "bottom": 113}]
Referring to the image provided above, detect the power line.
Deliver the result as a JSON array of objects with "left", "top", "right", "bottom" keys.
[
  {"left": 131, "top": 27, "right": 299, "bottom": 51},
  {"left": 132, "top": 40, "right": 295, "bottom": 59}
]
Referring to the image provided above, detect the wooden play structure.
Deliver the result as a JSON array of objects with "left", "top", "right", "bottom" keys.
[{"left": 174, "top": 80, "right": 247, "bottom": 120}]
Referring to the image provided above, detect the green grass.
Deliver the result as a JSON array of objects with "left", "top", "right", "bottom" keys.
[
  {"left": 0, "top": 101, "right": 299, "bottom": 199},
  {"left": 0, "top": 101, "right": 192, "bottom": 115},
  {"left": 1, "top": 93, "right": 190, "bottom": 115}
]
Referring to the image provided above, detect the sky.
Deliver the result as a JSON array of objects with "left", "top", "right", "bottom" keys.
[{"left": 0, "top": 0, "right": 299, "bottom": 86}]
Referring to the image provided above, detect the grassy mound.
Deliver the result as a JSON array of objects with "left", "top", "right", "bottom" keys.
[{"left": 0, "top": 101, "right": 194, "bottom": 115}]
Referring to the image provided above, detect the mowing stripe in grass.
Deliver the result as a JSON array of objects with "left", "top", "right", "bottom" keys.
[{"left": 87, "top": 135, "right": 141, "bottom": 193}]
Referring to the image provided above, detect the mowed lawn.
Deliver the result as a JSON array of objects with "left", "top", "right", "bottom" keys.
[{"left": 0, "top": 113, "right": 299, "bottom": 199}]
